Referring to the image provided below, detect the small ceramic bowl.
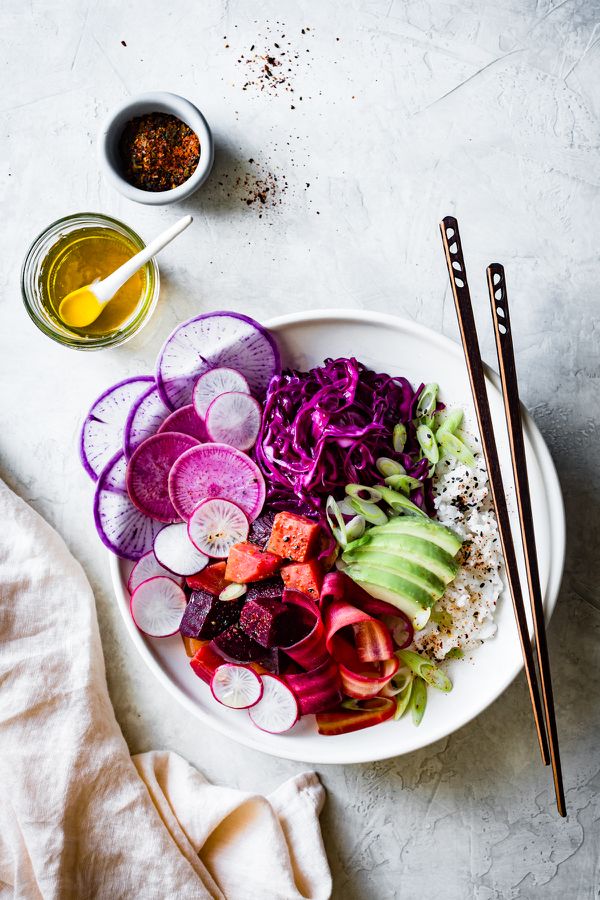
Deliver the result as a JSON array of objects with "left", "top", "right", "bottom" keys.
[{"left": 98, "top": 91, "right": 214, "bottom": 205}]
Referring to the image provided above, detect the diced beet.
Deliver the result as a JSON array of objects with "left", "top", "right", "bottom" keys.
[
  {"left": 190, "top": 643, "right": 225, "bottom": 684},
  {"left": 213, "top": 624, "right": 266, "bottom": 662},
  {"left": 267, "top": 511, "right": 322, "bottom": 563},
  {"left": 225, "top": 542, "right": 283, "bottom": 583},
  {"left": 246, "top": 576, "right": 284, "bottom": 603},
  {"left": 253, "top": 647, "right": 287, "bottom": 675},
  {"left": 239, "top": 596, "right": 291, "bottom": 648},
  {"left": 281, "top": 559, "right": 323, "bottom": 598},
  {"left": 248, "top": 508, "right": 277, "bottom": 549},
  {"left": 180, "top": 590, "right": 244, "bottom": 639},
  {"left": 186, "top": 561, "right": 229, "bottom": 595}
]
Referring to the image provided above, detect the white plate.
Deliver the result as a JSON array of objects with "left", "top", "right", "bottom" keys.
[{"left": 110, "top": 310, "right": 565, "bottom": 764}]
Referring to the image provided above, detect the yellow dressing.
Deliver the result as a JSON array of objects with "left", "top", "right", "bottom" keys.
[{"left": 39, "top": 227, "right": 148, "bottom": 336}]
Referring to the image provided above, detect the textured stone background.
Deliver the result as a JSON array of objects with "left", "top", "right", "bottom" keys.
[{"left": 2, "top": 0, "right": 599, "bottom": 896}]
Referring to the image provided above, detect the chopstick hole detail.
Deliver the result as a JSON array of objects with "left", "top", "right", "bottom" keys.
[
  {"left": 498, "top": 323, "right": 507, "bottom": 335},
  {"left": 493, "top": 273, "right": 501, "bottom": 285},
  {"left": 455, "top": 277, "right": 465, "bottom": 287},
  {"left": 446, "top": 227, "right": 455, "bottom": 238},
  {"left": 449, "top": 242, "right": 458, "bottom": 253},
  {"left": 452, "top": 261, "right": 462, "bottom": 271},
  {"left": 497, "top": 307, "right": 505, "bottom": 318},
  {"left": 495, "top": 289, "right": 503, "bottom": 301}
]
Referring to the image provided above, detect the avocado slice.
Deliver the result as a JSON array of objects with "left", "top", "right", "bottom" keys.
[
  {"left": 363, "top": 517, "right": 462, "bottom": 556},
  {"left": 343, "top": 548, "right": 446, "bottom": 600},
  {"left": 343, "top": 565, "right": 432, "bottom": 630},
  {"left": 344, "top": 533, "right": 459, "bottom": 584}
]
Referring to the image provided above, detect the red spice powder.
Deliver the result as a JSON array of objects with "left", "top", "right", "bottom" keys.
[{"left": 119, "top": 112, "right": 200, "bottom": 192}]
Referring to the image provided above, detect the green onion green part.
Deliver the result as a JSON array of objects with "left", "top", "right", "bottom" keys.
[
  {"left": 393, "top": 423, "right": 407, "bottom": 453},
  {"left": 376, "top": 484, "right": 429, "bottom": 518},
  {"left": 436, "top": 408, "right": 463, "bottom": 437},
  {"left": 348, "top": 496, "right": 389, "bottom": 525},
  {"left": 384, "top": 474, "right": 423, "bottom": 495},
  {"left": 438, "top": 431, "right": 475, "bottom": 467},
  {"left": 376, "top": 457, "right": 405, "bottom": 478},
  {"left": 416, "top": 424, "right": 440, "bottom": 466},
  {"left": 345, "top": 484, "right": 383, "bottom": 503},
  {"left": 416, "top": 383, "right": 439, "bottom": 421},
  {"left": 410, "top": 676, "right": 428, "bottom": 725},
  {"left": 397, "top": 649, "right": 453, "bottom": 693}
]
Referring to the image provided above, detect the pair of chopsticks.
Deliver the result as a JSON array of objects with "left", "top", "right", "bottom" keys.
[{"left": 439, "top": 217, "right": 565, "bottom": 818}]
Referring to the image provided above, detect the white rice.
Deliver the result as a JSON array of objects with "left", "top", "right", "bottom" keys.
[{"left": 412, "top": 454, "right": 503, "bottom": 660}]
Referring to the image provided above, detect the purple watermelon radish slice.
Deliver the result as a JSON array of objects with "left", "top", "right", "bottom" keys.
[
  {"left": 124, "top": 385, "right": 170, "bottom": 458},
  {"left": 168, "top": 443, "right": 266, "bottom": 522},
  {"left": 93, "top": 451, "right": 163, "bottom": 560},
  {"left": 80, "top": 376, "right": 153, "bottom": 480},
  {"left": 157, "top": 404, "right": 208, "bottom": 442},
  {"left": 126, "top": 432, "right": 200, "bottom": 522},
  {"left": 156, "top": 311, "right": 280, "bottom": 410}
]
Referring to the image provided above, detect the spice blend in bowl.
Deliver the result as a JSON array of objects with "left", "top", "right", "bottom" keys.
[{"left": 119, "top": 113, "right": 200, "bottom": 192}]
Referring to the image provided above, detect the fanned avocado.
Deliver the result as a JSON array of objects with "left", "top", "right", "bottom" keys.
[
  {"left": 342, "top": 565, "right": 432, "bottom": 630},
  {"left": 361, "top": 517, "right": 462, "bottom": 556},
  {"left": 342, "top": 548, "right": 445, "bottom": 600},
  {"left": 344, "top": 533, "right": 459, "bottom": 584}
]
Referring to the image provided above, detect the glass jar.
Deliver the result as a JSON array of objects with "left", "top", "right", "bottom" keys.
[{"left": 21, "top": 212, "right": 160, "bottom": 350}]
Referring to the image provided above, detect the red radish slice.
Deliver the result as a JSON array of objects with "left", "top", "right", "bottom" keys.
[
  {"left": 130, "top": 576, "right": 187, "bottom": 637},
  {"left": 168, "top": 443, "right": 266, "bottom": 522},
  {"left": 94, "top": 451, "right": 163, "bottom": 560},
  {"left": 211, "top": 664, "right": 263, "bottom": 709},
  {"left": 80, "top": 376, "right": 153, "bottom": 480},
  {"left": 126, "top": 432, "right": 200, "bottom": 522},
  {"left": 157, "top": 404, "right": 208, "bottom": 442},
  {"left": 124, "top": 385, "right": 170, "bottom": 458},
  {"left": 248, "top": 674, "right": 299, "bottom": 733},
  {"left": 188, "top": 498, "right": 249, "bottom": 558},
  {"left": 154, "top": 522, "right": 209, "bottom": 576},
  {"left": 193, "top": 367, "right": 250, "bottom": 418},
  {"left": 127, "top": 550, "right": 185, "bottom": 594},
  {"left": 205, "top": 392, "right": 262, "bottom": 451},
  {"left": 156, "top": 311, "right": 280, "bottom": 409}
]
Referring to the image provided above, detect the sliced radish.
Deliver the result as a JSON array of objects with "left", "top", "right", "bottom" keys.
[
  {"left": 193, "top": 367, "right": 250, "bottom": 419},
  {"left": 154, "top": 522, "right": 209, "bottom": 576},
  {"left": 211, "top": 664, "right": 263, "bottom": 709},
  {"left": 188, "top": 498, "right": 249, "bottom": 558},
  {"left": 127, "top": 550, "right": 185, "bottom": 594},
  {"left": 126, "top": 432, "right": 200, "bottom": 522},
  {"left": 168, "top": 443, "right": 266, "bottom": 522},
  {"left": 248, "top": 674, "right": 299, "bottom": 733},
  {"left": 94, "top": 452, "right": 163, "bottom": 560},
  {"left": 156, "top": 311, "right": 280, "bottom": 409},
  {"left": 124, "top": 385, "right": 170, "bottom": 458},
  {"left": 205, "top": 392, "right": 262, "bottom": 451},
  {"left": 80, "top": 376, "right": 153, "bottom": 480},
  {"left": 130, "top": 576, "right": 187, "bottom": 637},
  {"left": 157, "top": 404, "right": 208, "bottom": 442}
]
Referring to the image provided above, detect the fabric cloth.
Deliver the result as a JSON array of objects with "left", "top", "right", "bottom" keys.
[{"left": 0, "top": 481, "right": 331, "bottom": 900}]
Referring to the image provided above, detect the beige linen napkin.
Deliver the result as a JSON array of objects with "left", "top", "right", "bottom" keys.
[{"left": 0, "top": 481, "right": 331, "bottom": 900}]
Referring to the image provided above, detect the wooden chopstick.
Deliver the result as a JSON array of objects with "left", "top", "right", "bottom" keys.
[
  {"left": 486, "top": 263, "right": 566, "bottom": 817},
  {"left": 438, "top": 216, "right": 550, "bottom": 768}
]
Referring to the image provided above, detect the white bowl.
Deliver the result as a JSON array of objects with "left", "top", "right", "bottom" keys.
[
  {"left": 98, "top": 91, "right": 214, "bottom": 205},
  {"left": 110, "top": 310, "right": 565, "bottom": 764}
]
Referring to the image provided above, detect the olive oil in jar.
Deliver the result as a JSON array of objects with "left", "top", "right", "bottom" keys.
[{"left": 38, "top": 226, "right": 149, "bottom": 336}]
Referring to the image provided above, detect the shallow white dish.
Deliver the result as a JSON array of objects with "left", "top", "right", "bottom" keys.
[{"left": 110, "top": 309, "right": 565, "bottom": 764}]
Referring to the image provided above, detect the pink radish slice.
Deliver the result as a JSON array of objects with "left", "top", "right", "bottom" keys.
[
  {"left": 157, "top": 404, "right": 208, "bottom": 442},
  {"left": 154, "top": 523, "right": 209, "bottom": 576},
  {"left": 80, "top": 376, "right": 153, "bottom": 480},
  {"left": 130, "top": 576, "right": 187, "bottom": 637},
  {"left": 211, "top": 664, "right": 263, "bottom": 709},
  {"left": 156, "top": 311, "right": 280, "bottom": 410},
  {"left": 94, "top": 451, "right": 163, "bottom": 560},
  {"left": 126, "top": 432, "right": 200, "bottom": 522},
  {"left": 127, "top": 550, "right": 185, "bottom": 594},
  {"left": 248, "top": 675, "right": 299, "bottom": 733},
  {"left": 168, "top": 443, "right": 266, "bottom": 522},
  {"left": 188, "top": 498, "right": 249, "bottom": 558},
  {"left": 205, "top": 391, "right": 261, "bottom": 451},
  {"left": 124, "top": 385, "right": 170, "bottom": 458},
  {"left": 193, "top": 367, "right": 250, "bottom": 419}
]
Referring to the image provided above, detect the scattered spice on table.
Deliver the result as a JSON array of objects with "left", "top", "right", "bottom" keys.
[{"left": 118, "top": 113, "right": 200, "bottom": 192}]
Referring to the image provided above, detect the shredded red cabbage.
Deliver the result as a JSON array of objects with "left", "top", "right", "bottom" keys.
[{"left": 255, "top": 357, "right": 432, "bottom": 513}]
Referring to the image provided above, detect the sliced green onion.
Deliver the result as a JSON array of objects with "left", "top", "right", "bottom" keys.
[
  {"left": 326, "top": 495, "right": 347, "bottom": 546},
  {"left": 385, "top": 665, "right": 412, "bottom": 696},
  {"left": 219, "top": 582, "right": 247, "bottom": 602},
  {"left": 337, "top": 498, "right": 356, "bottom": 517},
  {"left": 345, "top": 515, "right": 366, "bottom": 542},
  {"left": 376, "top": 485, "right": 428, "bottom": 518},
  {"left": 435, "top": 408, "right": 463, "bottom": 437},
  {"left": 438, "top": 431, "right": 475, "bottom": 467},
  {"left": 393, "top": 423, "right": 407, "bottom": 453},
  {"left": 384, "top": 474, "right": 422, "bottom": 496},
  {"left": 430, "top": 608, "right": 453, "bottom": 629},
  {"left": 345, "top": 483, "right": 383, "bottom": 503},
  {"left": 348, "top": 496, "right": 388, "bottom": 525},
  {"left": 416, "top": 383, "right": 439, "bottom": 421},
  {"left": 376, "top": 456, "right": 405, "bottom": 478},
  {"left": 394, "top": 674, "right": 415, "bottom": 720},
  {"left": 416, "top": 424, "right": 440, "bottom": 466},
  {"left": 445, "top": 648, "right": 464, "bottom": 660},
  {"left": 397, "top": 649, "right": 453, "bottom": 693},
  {"left": 410, "top": 676, "right": 428, "bottom": 725}
]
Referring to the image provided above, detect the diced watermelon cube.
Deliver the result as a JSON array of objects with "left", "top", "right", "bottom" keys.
[
  {"left": 267, "top": 512, "right": 321, "bottom": 562},
  {"left": 186, "top": 561, "right": 229, "bottom": 595},
  {"left": 225, "top": 542, "right": 283, "bottom": 583},
  {"left": 281, "top": 559, "right": 323, "bottom": 599},
  {"left": 190, "top": 643, "right": 225, "bottom": 684}
]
